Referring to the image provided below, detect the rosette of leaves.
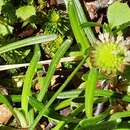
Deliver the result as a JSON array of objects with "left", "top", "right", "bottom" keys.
[
  {"left": 42, "top": 9, "right": 70, "bottom": 57},
  {"left": 44, "top": 9, "right": 69, "bottom": 34}
]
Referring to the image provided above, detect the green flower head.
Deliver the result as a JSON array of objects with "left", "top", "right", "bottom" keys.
[{"left": 90, "top": 33, "right": 130, "bottom": 76}]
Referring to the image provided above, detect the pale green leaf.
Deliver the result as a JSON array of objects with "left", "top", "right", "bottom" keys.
[
  {"left": 0, "top": 22, "right": 13, "bottom": 36},
  {"left": 16, "top": 5, "right": 36, "bottom": 21},
  {"left": 107, "top": 2, "right": 130, "bottom": 28}
]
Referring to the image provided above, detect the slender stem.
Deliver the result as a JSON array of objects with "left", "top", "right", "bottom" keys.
[{"left": 0, "top": 57, "right": 79, "bottom": 71}]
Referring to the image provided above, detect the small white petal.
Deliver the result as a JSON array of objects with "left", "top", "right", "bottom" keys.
[
  {"left": 116, "top": 35, "right": 124, "bottom": 43},
  {"left": 104, "top": 33, "right": 110, "bottom": 42},
  {"left": 99, "top": 33, "right": 105, "bottom": 43}
]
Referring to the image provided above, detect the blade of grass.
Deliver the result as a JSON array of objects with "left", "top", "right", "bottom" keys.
[
  {"left": 37, "top": 38, "right": 72, "bottom": 102},
  {"left": 110, "top": 111, "right": 130, "bottom": 121},
  {"left": 55, "top": 98, "right": 72, "bottom": 110},
  {"left": 57, "top": 89, "right": 82, "bottom": 99},
  {"left": 68, "top": 1, "right": 90, "bottom": 53},
  {"left": 81, "top": 22, "right": 102, "bottom": 28},
  {"left": 0, "top": 34, "right": 56, "bottom": 54},
  {"left": 80, "top": 109, "right": 110, "bottom": 127},
  {"left": 29, "top": 54, "right": 88, "bottom": 130},
  {"left": 21, "top": 45, "right": 41, "bottom": 117},
  {"left": 69, "top": 104, "right": 85, "bottom": 117},
  {"left": 85, "top": 68, "right": 98, "bottom": 118},
  {"left": 72, "top": 0, "right": 96, "bottom": 45},
  {"left": 57, "top": 89, "right": 113, "bottom": 99}
]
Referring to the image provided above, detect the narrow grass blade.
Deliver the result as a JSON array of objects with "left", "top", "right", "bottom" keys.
[
  {"left": 55, "top": 99, "right": 72, "bottom": 110},
  {"left": 21, "top": 45, "right": 41, "bottom": 116},
  {"left": 110, "top": 111, "right": 130, "bottom": 121},
  {"left": 85, "top": 68, "right": 98, "bottom": 118},
  {"left": 80, "top": 109, "right": 110, "bottom": 127},
  {"left": 0, "top": 34, "right": 56, "bottom": 54},
  {"left": 29, "top": 55, "right": 88, "bottom": 130},
  {"left": 69, "top": 104, "right": 84, "bottom": 117},
  {"left": 28, "top": 96, "right": 44, "bottom": 111},
  {"left": 57, "top": 89, "right": 82, "bottom": 99},
  {"left": 37, "top": 38, "right": 72, "bottom": 102},
  {"left": 72, "top": 0, "right": 96, "bottom": 45},
  {"left": 68, "top": 1, "right": 90, "bottom": 53},
  {"left": 81, "top": 22, "right": 102, "bottom": 28}
]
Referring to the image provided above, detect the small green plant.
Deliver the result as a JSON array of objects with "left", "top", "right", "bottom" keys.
[{"left": 1, "top": 1, "right": 130, "bottom": 130}]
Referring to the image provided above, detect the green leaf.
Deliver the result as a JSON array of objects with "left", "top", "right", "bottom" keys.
[
  {"left": 68, "top": 1, "right": 90, "bottom": 53},
  {"left": 72, "top": 0, "right": 96, "bottom": 45},
  {"left": 110, "top": 111, "right": 130, "bottom": 121},
  {"left": 0, "top": 34, "right": 57, "bottom": 54},
  {"left": 21, "top": 45, "right": 41, "bottom": 116},
  {"left": 16, "top": 5, "right": 36, "bottom": 21},
  {"left": 55, "top": 99, "right": 72, "bottom": 110},
  {"left": 0, "top": 21, "right": 13, "bottom": 36},
  {"left": 85, "top": 68, "right": 98, "bottom": 118},
  {"left": 28, "top": 96, "right": 44, "bottom": 111},
  {"left": 57, "top": 89, "right": 82, "bottom": 99},
  {"left": 107, "top": 1, "right": 130, "bottom": 28},
  {"left": 80, "top": 109, "right": 110, "bottom": 127}
]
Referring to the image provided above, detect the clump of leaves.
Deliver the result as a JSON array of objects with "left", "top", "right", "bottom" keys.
[{"left": 42, "top": 9, "right": 70, "bottom": 57}]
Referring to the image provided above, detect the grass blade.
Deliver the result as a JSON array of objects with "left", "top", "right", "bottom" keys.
[
  {"left": 80, "top": 109, "right": 110, "bottom": 127},
  {"left": 72, "top": 0, "right": 96, "bottom": 45},
  {"left": 85, "top": 68, "right": 98, "bottom": 118},
  {"left": 68, "top": 1, "right": 90, "bottom": 53},
  {"left": 110, "top": 111, "right": 130, "bottom": 121},
  {"left": 0, "top": 34, "right": 56, "bottom": 54},
  {"left": 21, "top": 45, "right": 41, "bottom": 116},
  {"left": 37, "top": 38, "right": 72, "bottom": 102},
  {"left": 55, "top": 99, "right": 72, "bottom": 110}
]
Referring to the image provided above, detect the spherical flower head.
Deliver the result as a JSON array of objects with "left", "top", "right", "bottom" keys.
[{"left": 90, "top": 33, "right": 130, "bottom": 76}]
